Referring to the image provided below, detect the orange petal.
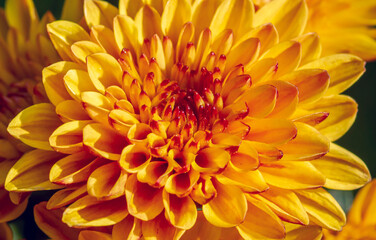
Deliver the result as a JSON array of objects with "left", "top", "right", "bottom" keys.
[
  {"left": 84, "top": 0, "right": 118, "bottom": 28},
  {"left": 278, "top": 122, "right": 330, "bottom": 161},
  {"left": 180, "top": 211, "right": 221, "bottom": 240},
  {"left": 230, "top": 140, "right": 259, "bottom": 171},
  {"left": 119, "top": 144, "right": 151, "bottom": 173},
  {"left": 87, "top": 53, "right": 123, "bottom": 94},
  {"left": 300, "top": 54, "right": 365, "bottom": 96},
  {"left": 91, "top": 25, "right": 120, "bottom": 58},
  {"left": 56, "top": 100, "right": 91, "bottom": 122},
  {"left": 225, "top": 37, "right": 260, "bottom": 73},
  {"left": 259, "top": 161, "right": 326, "bottom": 189},
  {"left": 83, "top": 123, "right": 128, "bottom": 160},
  {"left": 112, "top": 215, "right": 142, "bottom": 240},
  {"left": 81, "top": 91, "right": 112, "bottom": 126},
  {"left": 165, "top": 169, "right": 200, "bottom": 197},
  {"left": 79, "top": 230, "right": 112, "bottom": 240},
  {"left": 285, "top": 222, "right": 322, "bottom": 240},
  {"left": 5, "top": 150, "right": 64, "bottom": 191},
  {"left": 252, "top": 187, "right": 309, "bottom": 225},
  {"left": 294, "top": 188, "right": 346, "bottom": 231},
  {"left": 142, "top": 213, "right": 185, "bottom": 240},
  {"left": 137, "top": 160, "right": 173, "bottom": 188},
  {"left": 244, "top": 118, "right": 297, "bottom": 146},
  {"left": 237, "top": 198, "right": 285, "bottom": 239},
  {"left": 34, "top": 201, "right": 80, "bottom": 239},
  {"left": 7, "top": 103, "right": 62, "bottom": 150},
  {"left": 192, "top": 147, "right": 230, "bottom": 173},
  {"left": 49, "top": 151, "right": 103, "bottom": 185},
  {"left": 267, "top": 80, "right": 299, "bottom": 118},
  {"left": 43, "top": 61, "right": 83, "bottom": 106},
  {"left": 109, "top": 109, "right": 140, "bottom": 135},
  {"left": 312, "top": 143, "right": 370, "bottom": 190},
  {"left": 49, "top": 120, "right": 91, "bottom": 154},
  {"left": 240, "top": 23, "right": 278, "bottom": 55},
  {"left": 125, "top": 174, "right": 164, "bottom": 221},
  {"left": 163, "top": 191, "right": 197, "bottom": 229},
  {"left": 87, "top": 162, "right": 128, "bottom": 200},
  {"left": 0, "top": 223, "right": 12, "bottom": 240},
  {"left": 47, "top": 184, "right": 87, "bottom": 209},
  {"left": 203, "top": 179, "right": 247, "bottom": 227},
  {"left": 0, "top": 187, "right": 28, "bottom": 222},
  {"left": 63, "top": 195, "right": 128, "bottom": 227},
  {"left": 294, "top": 32, "right": 321, "bottom": 65}
]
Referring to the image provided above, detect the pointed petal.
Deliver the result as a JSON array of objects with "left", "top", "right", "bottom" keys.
[
  {"left": 79, "top": 231, "right": 112, "bottom": 240},
  {"left": 119, "top": 144, "right": 151, "bottom": 173},
  {"left": 63, "top": 195, "right": 128, "bottom": 227},
  {"left": 71, "top": 41, "right": 105, "bottom": 64},
  {"left": 0, "top": 187, "right": 28, "bottom": 222},
  {"left": 267, "top": 80, "right": 299, "bottom": 118},
  {"left": 142, "top": 213, "right": 185, "bottom": 240},
  {"left": 113, "top": 15, "right": 140, "bottom": 56},
  {"left": 181, "top": 211, "right": 221, "bottom": 240},
  {"left": 61, "top": 0, "right": 84, "bottom": 22},
  {"left": 84, "top": 0, "right": 118, "bottom": 28},
  {"left": 294, "top": 32, "right": 321, "bottom": 65},
  {"left": 64, "top": 69, "right": 97, "bottom": 101},
  {"left": 90, "top": 25, "right": 119, "bottom": 57},
  {"left": 5, "top": 0, "right": 38, "bottom": 38},
  {"left": 112, "top": 215, "right": 142, "bottom": 240},
  {"left": 135, "top": 5, "right": 163, "bottom": 41},
  {"left": 56, "top": 100, "right": 91, "bottom": 122},
  {"left": 81, "top": 91, "right": 112, "bottom": 126},
  {"left": 47, "top": 184, "right": 87, "bottom": 209},
  {"left": 312, "top": 143, "right": 370, "bottom": 190},
  {"left": 285, "top": 222, "right": 322, "bottom": 240}
]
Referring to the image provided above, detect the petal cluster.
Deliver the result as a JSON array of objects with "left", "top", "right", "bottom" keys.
[{"left": 2, "top": 0, "right": 372, "bottom": 239}]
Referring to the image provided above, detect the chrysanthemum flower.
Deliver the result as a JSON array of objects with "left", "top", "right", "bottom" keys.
[
  {"left": 323, "top": 179, "right": 376, "bottom": 240},
  {"left": 0, "top": 0, "right": 83, "bottom": 224},
  {"left": 5, "top": 0, "right": 371, "bottom": 239},
  {"left": 255, "top": 0, "right": 376, "bottom": 61}
]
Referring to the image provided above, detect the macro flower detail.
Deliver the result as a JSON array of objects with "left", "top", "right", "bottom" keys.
[{"left": 4, "top": 0, "right": 371, "bottom": 239}]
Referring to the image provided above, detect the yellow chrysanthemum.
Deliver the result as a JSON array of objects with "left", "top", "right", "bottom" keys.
[
  {"left": 323, "top": 179, "right": 376, "bottom": 240},
  {"left": 5, "top": 0, "right": 371, "bottom": 239},
  {"left": 255, "top": 0, "right": 376, "bottom": 61},
  {"left": 0, "top": 0, "right": 84, "bottom": 224}
]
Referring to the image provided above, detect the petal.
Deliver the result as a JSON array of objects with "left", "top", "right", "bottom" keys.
[
  {"left": 5, "top": 150, "right": 64, "bottom": 191},
  {"left": 137, "top": 160, "right": 173, "bottom": 188},
  {"left": 278, "top": 122, "right": 330, "bottom": 161},
  {"left": 113, "top": 15, "right": 140, "bottom": 56},
  {"left": 84, "top": 0, "right": 118, "bottom": 28},
  {"left": 244, "top": 118, "right": 297, "bottom": 146},
  {"left": 43, "top": 61, "right": 83, "bottom": 106},
  {"left": 285, "top": 222, "right": 322, "bottom": 240},
  {"left": 47, "top": 184, "right": 87, "bottom": 209},
  {"left": 254, "top": 0, "right": 307, "bottom": 41},
  {"left": 125, "top": 174, "right": 164, "bottom": 221},
  {"left": 0, "top": 187, "right": 28, "bottom": 222},
  {"left": 230, "top": 140, "right": 259, "bottom": 171},
  {"left": 224, "top": 37, "right": 260, "bottom": 73},
  {"left": 90, "top": 25, "right": 119, "bottom": 57},
  {"left": 240, "top": 23, "right": 278, "bottom": 55},
  {"left": 81, "top": 91, "right": 112, "bottom": 126},
  {"left": 87, "top": 53, "right": 123, "bottom": 94},
  {"left": 161, "top": 0, "right": 192, "bottom": 44},
  {"left": 112, "top": 216, "right": 142, "bottom": 240},
  {"left": 61, "top": 0, "right": 84, "bottom": 22},
  {"left": 303, "top": 95, "right": 358, "bottom": 141},
  {"left": 163, "top": 191, "right": 197, "bottom": 229},
  {"left": 34, "top": 201, "right": 80, "bottom": 239},
  {"left": 63, "top": 195, "right": 128, "bottom": 227},
  {"left": 192, "top": 147, "right": 230, "bottom": 173},
  {"left": 252, "top": 187, "right": 309, "bottom": 225},
  {"left": 119, "top": 144, "right": 151, "bottom": 173},
  {"left": 180, "top": 211, "right": 221, "bottom": 240},
  {"left": 64, "top": 69, "right": 97, "bottom": 101},
  {"left": 79, "top": 231, "right": 112, "bottom": 240},
  {"left": 312, "top": 143, "right": 370, "bottom": 190},
  {"left": 5, "top": 0, "right": 37, "bottom": 37},
  {"left": 210, "top": 0, "right": 254, "bottom": 41},
  {"left": 203, "top": 179, "right": 247, "bottom": 227},
  {"left": 135, "top": 5, "right": 163, "bottom": 41},
  {"left": 109, "top": 109, "right": 140, "bottom": 135},
  {"left": 56, "top": 100, "right": 91, "bottom": 122},
  {"left": 191, "top": 0, "right": 223, "bottom": 37},
  {"left": 49, "top": 151, "right": 102, "bottom": 185},
  {"left": 267, "top": 80, "right": 299, "bottom": 118},
  {"left": 71, "top": 40, "right": 105, "bottom": 64},
  {"left": 294, "top": 32, "right": 321, "bottom": 65},
  {"left": 294, "top": 188, "right": 346, "bottom": 231},
  {"left": 165, "top": 170, "right": 200, "bottom": 197},
  {"left": 142, "top": 213, "right": 185, "bottom": 240},
  {"left": 259, "top": 161, "right": 326, "bottom": 189},
  {"left": 300, "top": 54, "right": 365, "bottom": 96},
  {"left": 47, "top": 20, "right": 91, "bottom": 60},
  {"left": 7, "top": 103, "right": 61, "bottom": 150},
  {"left": 87, "top": 162, "right": 128, "bottom": 200},
  {"left": 49, "top": 120, "right": 91, "bottom": 154},
  {"left": 237, "top": 197, "right": 285, "bottom": 239},
  {"left": 0, "top": 223, "right": 12, "bottom": 240},
  {"left": 83, "top": 123, "right": 128, "bottom": 160}
]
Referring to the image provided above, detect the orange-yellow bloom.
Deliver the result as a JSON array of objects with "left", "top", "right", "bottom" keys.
[
  {"left": 0, "top": 0, "right": 83, "bottom": 224},
  {"left": 255, "top": 0, "right": 376, "bottom": 61},
  {"left": 323, "top": 179, "right": 376, "bottom": 240},
  {"left": 5, "top": 0, "right": 371, "bottom": 239}
]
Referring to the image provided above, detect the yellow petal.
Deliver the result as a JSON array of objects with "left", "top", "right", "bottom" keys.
[
  {"left": 5, "top": 0, "right": 38, "bottom": 38},
  {"left": 7, "top": 103, "right": 61, "bottom": 150},
  {"left": 49, "top": 151, "right": 101, "bottom": 185},
  {"left": 192, "top": 147, "right": 230, "bottom": 173},
  {"left": 112, "top": 215, "right": 142, "bottom": 240},
  {"left": 83, "top": 123, "right": 128, "bottom": 160},
  {"left": 267, "top": 80, "right": 299, "bottom": 118},
  {"left": 119, "top": 144, "right": 151, "bottom": 173},
  {"left": 5, "top": 150, "right": 64, "bottom": 191},
  {"left": 49, "top": 121, "right": 91, "bottom": 154},
  {"left": 56, "top": 100, "right": 91, "bottom": 122},
  {"left": 192, "top": 0, "right": 223, "bottom": 37},
  {"left": 118, "top": 0, "right": 144, "bottom": 18},
  {"left": 347, "top": 179, "right": 376, "bottom": 225},
  {"left": 125, "top": 174, "right": 164, "bottom": 221},
  {"left": 61, "top": 0, "right": 84, "bottom": 22},
  {"left": 294, "top": 32, "right": 322, "bottom": 65},
  {"left": 294, "top": 188, "right": 346, "bottom": 231},
  {"left": 252, "top": 187, "right": 309, "bottom": 225},
  {"left": 312, "top": 143, "right": 370, "bottom": 190},
  {"left": 161, "top": 0, "right": 192, "bottom": 44},
  {"left": 240, "top": 23, "right": 278, "bottom": 55},
  {"left": 137, "top": 160, "right": 173, "bottom": 188},
  {"left": 165, "top": 170, "right": 200, "bottom": 197},
  {"left": 43, "top": 61, "right": 84, "bottom": 106},
  {"left": 259, "top": 161, "right": 326, "bottom": 189},
  {"left": 64, "top": 69, "right": 97, "bottom": 101},
  {"left": 285, "top": 222, "right": 322, "bottom": 240},
  {"left": 302, "top": 95, "right": 358, "bottom": 141},
  {"left": 163, "top": 191, "right": 197, "bottom": 229},
  {"left": 87, "top": 162, "right": 128, "bottom": 200},
  {"left": 113, "top": 15, "right": 140, "bottom": 56},
  {"left": 90, "top": 25, "right": 119, "bottom": 57},
  {"left": 87, "top": 53, "right": 123, "bottom": 94},
  {"left": 135, "top": 5, "right": 163, "bottom": 41},
  {"left": 47, "top": 184, "right": 87, "bottom": 209},
  {"left": 142, "top": 213, "right": 185, "bottom": 240},
  {"left": 254, "top": 0, "right": 307, "bottom": 41},
  {"left": 224, "top": 37, "right": 260, "bottom": 73},
  {"left": 0, "top": 187, "right": 28, "bottom": 222},
  {"left": 34, "top": 201, "right": 80, "bottom": 239},
  {"left": 84, "top": 0, "right": 118, "bottom": 28},
  {"left": 203, "top": 179, "right": 247, "bottom": 227},
  {"left": 180, "top": 211, "right": 221, "bottom": 240},
  {"left": 63, "top": 195, "right": 128, "bottom": 227},
  {"left": 81, "top": 91, "right": 112, "bottom": 126},
  {"left": 237, "top": 198, "right": 285, "bottom": 239},
  {"left": 79, "top": 231, "right": 112, "bottom": 240},
  {"left": 71, "top": 40, "right": 105, "bottom": 64},
  {"left": 300, "top": 54, "right": 365, "bottom": 96},
  {"left": 278, "top": 122, "right": 330, "bottom": 161},
  {"left": 47, "top": 20, "right": 90, "bottom": 60},
  {"left": 210, "top": 0, "right": 254, "bottom": 41}
]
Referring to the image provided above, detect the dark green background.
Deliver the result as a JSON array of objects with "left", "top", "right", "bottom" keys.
[{"left": 0, "top": 0, "right": 375, "bottom": 239}]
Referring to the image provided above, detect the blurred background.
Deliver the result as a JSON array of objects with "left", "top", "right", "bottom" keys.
[{"left": 0, "top": 0, "right": 375, "bottom": 239}]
